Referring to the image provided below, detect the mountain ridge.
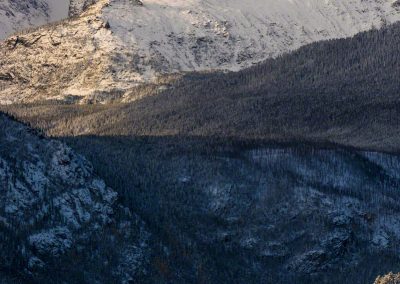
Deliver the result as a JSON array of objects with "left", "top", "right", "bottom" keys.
[
  {"left": 1, "top": 0, "right": 400, "bottom": 104},
  {"left": 4, "top": 20, "right": 400, "bottom": 153},
  {"left": 0, "top": 0, "right": 69, "bottom": 39}
]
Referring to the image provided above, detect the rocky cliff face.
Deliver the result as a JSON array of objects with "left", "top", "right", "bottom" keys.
[
  {"left": 0, "top": 114, "right": 151, "bottom": 282},
  {"left": 0, "top": 0, "right": 69, "bottom": 39},
  {"left": 1, "top": 0, "right": 400, "bottom": 104}
]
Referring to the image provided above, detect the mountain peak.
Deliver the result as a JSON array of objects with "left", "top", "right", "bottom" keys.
[{"left": 0, "top": 0, "right": 400, "bottom": 104}]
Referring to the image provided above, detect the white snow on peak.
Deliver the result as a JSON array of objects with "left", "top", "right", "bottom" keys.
[
  {"left": 0, "top": 0, "right": 69, "bottom": 39},
  {"left": 1, "top": 0, "right": 400, "bottom": 103},
  {"left": 102, "top": 0, "right": 400, "bottom": 79}
]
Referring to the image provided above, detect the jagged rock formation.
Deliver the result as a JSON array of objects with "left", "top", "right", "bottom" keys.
[
  {"left": 0, "top": 0, "right": 69, "bottom": 39},
  {"left": 0, "top": 113, "right": 151, "bottom": 282},
  {"left": 1, "top": 0, "right": 400, "bottom": 103},
  {"left": 0, "top": 1, "right": 118, "bottom": 104}
]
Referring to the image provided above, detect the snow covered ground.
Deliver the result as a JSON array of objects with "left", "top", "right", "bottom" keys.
[
  {"left": 0, "top": 0, "right": 69, "bottom": 39},
  {"left": 1, "top": 0, "right": 400, "bottom": 103},
  {"left": 0, "top": 113, "right": 151, "bottom": 281},
  {"left": 103, "top": 0, "right": 400, "bottom": 77}
]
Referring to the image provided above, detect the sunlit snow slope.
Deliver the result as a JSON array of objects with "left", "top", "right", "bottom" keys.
[
  {"left": 0, "top": 0, "right": 69, "bottom": 39},
  {"left": 1, "top": 0, "right": 400, "bottom": 103},
  {"left": 103, "top": 0, "right": 400, "bottom": 74}
]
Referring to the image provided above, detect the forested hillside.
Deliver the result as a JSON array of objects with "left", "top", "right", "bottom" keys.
[
  {"left": 2, "top": 21, "right": 400, "bottom": 283},
  {"left": 4, "top": 115, "right": 400, "bottom": 283},
  {"left": 4, "top": 22, "right": 400, "bottom": 152},
  {"left": 0, "top": 114, "right": 152, "bottom": 283}
]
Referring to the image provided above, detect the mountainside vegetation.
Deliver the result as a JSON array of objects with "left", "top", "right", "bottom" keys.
[
  {"left": 3, "top": 22, "right": 400, "bottom": 152},
  {"left": 0, "top": 114, "right": 152, "bottom": 283},
  {"left": 2, "top": 21, "right": 400, "bottom": 283},
  {"left": 4, "top": 110, "right": 400, "bottom": 283}
]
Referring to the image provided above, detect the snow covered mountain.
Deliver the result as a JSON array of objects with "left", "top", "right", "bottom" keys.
[
  {"left": 5, "top": 105, "right": 400, "bottom": 282},
  {"left": 103, "top": 0, "right": 400, "bottom": 72},
  {"left": 1, "top": 0, "right": 400, "bottom": 103},
  {"left": 7, "top": 109, "right": 400, "bottom": 282},
  {"left": 0, "top": 0, "right": 69, "bottom": 39},
  {"left": 0, "top": 113, "right": 151, "bottom": 282}
]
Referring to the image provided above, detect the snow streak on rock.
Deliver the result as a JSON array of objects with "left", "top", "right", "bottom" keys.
[
  {"left": 0, "top": 114, "right": 150, "bottom": 282},
  {"left": 0, "top": 0, "right": 69, "bottom": 39}
]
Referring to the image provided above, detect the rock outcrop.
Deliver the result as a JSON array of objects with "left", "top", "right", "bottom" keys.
[{"left": 0, "top": 113, "right": 151, "bottom": 282}]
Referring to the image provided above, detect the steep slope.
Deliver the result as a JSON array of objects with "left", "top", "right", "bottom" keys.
[
  {"left": 25, "top": 135, "right": 400, "bottom": 283},
  {"left": 0, "top": 0, "right": 69, "bottom": 40},
  {"left": 0, "top": 0, "right": 116, "bottom": 104},
  {"left": 6, "top": 21, "right": 400, "bottom": 152},
  {"left": 4, "top": 110, "right": 400, "bottom": 282},
  {"left": 0, "top": 113, "right": 151, "bottom": 283},
  {"left": 2, "top": 8, "right": 400, "bottom": 281},
  {"left": 1, "top": 0, "right": 400, "bottom": 103},
  {"left": 3, "top": 23, "right": 400, "bottom": 281}
]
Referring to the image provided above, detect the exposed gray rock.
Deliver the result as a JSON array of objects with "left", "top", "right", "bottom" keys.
[
  {"left": 0, "top": 114, "right": 151, "bottom": 282},
  {"left": 28, "top": 227, "right": 73, "bottom": 257}
]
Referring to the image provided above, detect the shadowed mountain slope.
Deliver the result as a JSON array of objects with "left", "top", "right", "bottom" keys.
[
  {"left": 0, "top": 114, "right": 152, "bottom": 283},
  {"left": 37, "top": 134, "right": 400, "bottom": 283}
]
